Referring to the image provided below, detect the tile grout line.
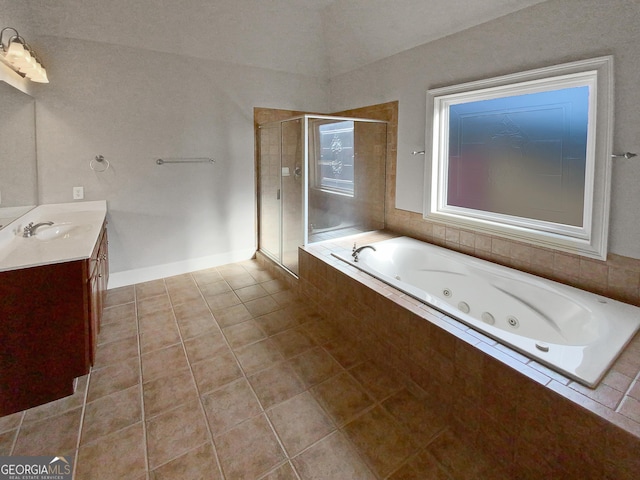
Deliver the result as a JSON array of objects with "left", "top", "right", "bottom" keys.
[
  {"left": 7, "top": 411, "right": 25, "bottom": 456},
  {"left": 135, "top": 282, "right": 152, "bottom": 480},
  {"left": 246, "top": 308, "right": 378, "bottom": 477},
  {"left": 198, "top": 265, "right": 304, "bottom": 480},
  {"left": 210, "top": 264, "right": 338, "bottom": 477},
  {"left": 616, "top": 376, "right": 638, "bottom": 413},
  {"left": 167, "top": 272, "right": 228, "bottom": 479},
  {"left": 292, "top": 349, "right": 397, "bottom": 480},
  {"left": 71, "top": 369, "right": 91, "bottom": 479},
  {"left": 133, "top": 264, "right": 432, "bottom": 479},
  {"left": 66, "top": 293, "right": 138, "bottom": 477},
  {"left": 311, "top": 324, "right": 447, "bottom": 479},
  {"left": 255, "top": 303, "right": 325, "bottom": 480},
  {"left": 312, "top": 359, "right": 386, "bottom": 480}
]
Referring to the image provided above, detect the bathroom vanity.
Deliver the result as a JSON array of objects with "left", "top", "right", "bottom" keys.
[{"left": 0, "top": 201, "right": 108, "bottom": 415}]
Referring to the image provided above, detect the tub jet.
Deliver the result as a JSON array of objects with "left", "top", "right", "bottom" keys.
[{"left": 481, "top": 312, "right": 495, "bottom": 325}]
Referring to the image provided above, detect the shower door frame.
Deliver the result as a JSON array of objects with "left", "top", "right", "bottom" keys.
[
  {"left": 257, "top": 114, "right": 388, "bottom": 277},
  {"left": 257, "top": 120, "right": 284, "bottom": 269}
]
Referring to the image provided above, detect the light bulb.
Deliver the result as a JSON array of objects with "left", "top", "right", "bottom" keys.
[{"left": 5, "top": 40, "right": 27, "bottom": 62}]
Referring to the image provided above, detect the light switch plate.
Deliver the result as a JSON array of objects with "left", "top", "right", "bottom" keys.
[{"left": 73, "top": 186, "right": 84, "bottom": 200}]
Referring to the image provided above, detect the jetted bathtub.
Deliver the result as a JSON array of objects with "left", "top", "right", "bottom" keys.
[{"left": 334, "top": 236, "right": 640, "bottom": 387}]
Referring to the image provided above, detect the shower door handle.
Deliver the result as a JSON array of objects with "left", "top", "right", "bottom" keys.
[{"left": 277, "top": 189, "right": 280, "bottom": 200}]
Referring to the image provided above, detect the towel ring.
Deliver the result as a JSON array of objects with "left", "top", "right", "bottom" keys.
[{"left": 90, "top": 155, "right": 110, "bottom": 172}]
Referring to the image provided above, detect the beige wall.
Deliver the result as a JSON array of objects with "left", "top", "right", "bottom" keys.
[
  {"left": 24, "top": 38, "right": 328, "bottom": 285},
  {"left": 2, "top": 2, "right": 330, "bottom": 285}
]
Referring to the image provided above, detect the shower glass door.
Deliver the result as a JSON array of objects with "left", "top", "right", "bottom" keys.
[
  {"left": 258, "top": 118, "right": 304, "bottom": 275},
  {"left": 258, "top": 122, "right": 281, "bottom": 263},
  {"left": 307, "top": 116, "right": 387, "bottom": 243},
  {"left": 258, "top": 114, "right": 386, "bottom": 275},
  {"left": 280, "top": 118, "right": 304, "bottom": 274}
]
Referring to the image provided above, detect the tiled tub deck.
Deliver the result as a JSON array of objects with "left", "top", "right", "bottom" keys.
[{"left": 278, "top": 231, "right": 640, "bottom": 479}]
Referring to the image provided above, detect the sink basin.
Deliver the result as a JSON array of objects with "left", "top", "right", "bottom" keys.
[
  {"left": 0, "top": 200, "right": 107, "bottom": 272},
  {"left": 33, "top": 223, "right": 92, "bottom": 241}
]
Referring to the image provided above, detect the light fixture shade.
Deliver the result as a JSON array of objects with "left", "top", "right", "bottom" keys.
[
  {"left": 1, "top": 27, "right": 48, "bottom": 84},
  {"left": 5, "top": 40, "right": 27, "bottom": 61},
  {"left": 31, "top": 65, "right": 49, "bottom": 83},
  {"left": 18, "top": 53, "right": 36, "bottom": 73}
]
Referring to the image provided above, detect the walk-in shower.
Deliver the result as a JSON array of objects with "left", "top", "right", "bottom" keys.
[{"left": 258, "top": 115, "right": 387, "bottom": 275}]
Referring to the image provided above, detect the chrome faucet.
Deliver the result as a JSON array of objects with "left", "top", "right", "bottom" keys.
[
  {"left": 351, "top": 243, "right": 376, "bottom": 262},
  {"left": 23, "top": 221, "right": 54, "bottom": 237}
]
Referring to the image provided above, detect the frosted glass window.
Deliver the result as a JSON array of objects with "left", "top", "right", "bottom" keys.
[
  {"left": 447, "top": 86, "right": 589, "bottom": 227},
  {"left": 425, "top": 57, "right": 613, "bottom": 260},
  {"left": 316, "top": 121, "right": 355, "bottom": 195}
]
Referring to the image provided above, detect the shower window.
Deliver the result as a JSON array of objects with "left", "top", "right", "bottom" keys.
[
  {"left": 313, "top": 121, "right": 355, "bottom": 196},
  {"left": 425, "top": 56, "right": 613, "bottom": 260}
]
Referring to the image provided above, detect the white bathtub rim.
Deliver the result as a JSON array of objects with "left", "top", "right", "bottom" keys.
[{"left": 332, "top": 236, "right": 640, "bottom": 388}]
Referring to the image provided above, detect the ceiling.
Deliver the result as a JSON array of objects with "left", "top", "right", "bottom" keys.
[{"left": 27, "top": 0, "right": 549, "bottom": 78}]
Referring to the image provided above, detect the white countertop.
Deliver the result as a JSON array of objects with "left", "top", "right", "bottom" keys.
[{"left": 0, "top": 201, "right": 107, "bottom": 272}]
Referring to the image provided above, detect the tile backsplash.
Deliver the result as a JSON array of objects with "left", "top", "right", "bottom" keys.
[{"left": 334, "top": 101, "right": 640, "bottom": 308}]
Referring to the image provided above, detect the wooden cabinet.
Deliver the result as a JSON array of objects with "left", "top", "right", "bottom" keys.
[
  {"left": 88, "top": 225, "right": 108, "bottom": 366},
  {"left": 0, "top": 222, "right": 108, "bottom": 416}
]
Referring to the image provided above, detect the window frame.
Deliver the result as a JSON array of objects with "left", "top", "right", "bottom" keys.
[{"left": 424, "top": 56, "right": 613, "bottom": 260}]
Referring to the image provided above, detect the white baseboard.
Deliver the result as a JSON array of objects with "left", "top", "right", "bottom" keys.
[{"left": 107, "top": 248, "right": 256, "bottom": 288}]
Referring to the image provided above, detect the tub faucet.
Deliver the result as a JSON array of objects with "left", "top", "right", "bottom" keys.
[
  {"left": 352, "top": 244, "right": 376, "bottom": 262},
  {"left": 23, "top": 221, "right": 54, "bottom": 237}
]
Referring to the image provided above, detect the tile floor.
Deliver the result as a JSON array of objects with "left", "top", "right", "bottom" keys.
[{"left": 0, "top": 259, "right": 510, "bottom": 479}]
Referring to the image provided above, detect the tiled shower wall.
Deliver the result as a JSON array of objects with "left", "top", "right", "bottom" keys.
[{"left": 352, "top": 121, "right": 387, "bottom": 231}]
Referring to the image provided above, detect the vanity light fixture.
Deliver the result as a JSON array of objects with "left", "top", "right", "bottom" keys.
[{"left": 0, "top": 27, "right": 48, "bottom": 83}]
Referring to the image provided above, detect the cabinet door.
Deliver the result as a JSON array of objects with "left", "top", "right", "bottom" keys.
[
  {"left": 99, "top": 228, "right": 109, "bottom": 305},
  {"left": 89, "top": 273, "right": 101, "bottom": 365},
  {"left": 0, "top": 222, "right": 108, "bottom": 415},
  {"left": 88, "top": 226, "right": 108, "bottom": 365},
  {"left": 0, "top": 261, "right": 87, "bottom": 415}
]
